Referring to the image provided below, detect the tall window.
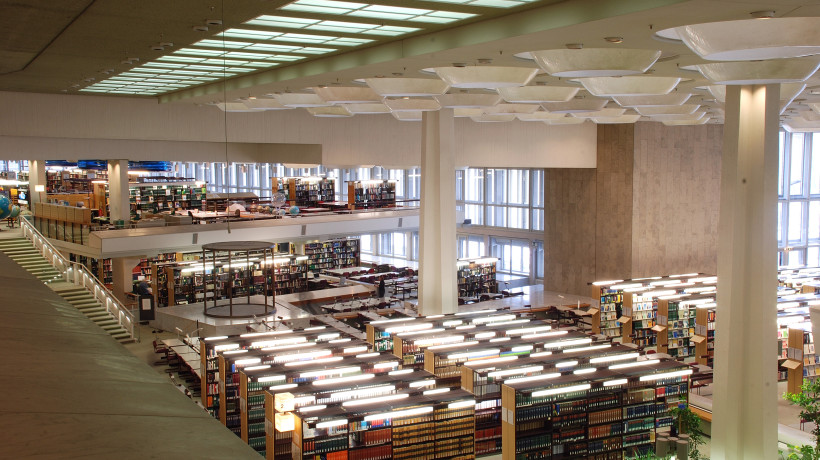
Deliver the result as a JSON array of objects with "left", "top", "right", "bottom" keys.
[
  {"left": 779, "top": 131, "right": 820, "bottom": 267},
  {"left": 456, "top": 167, "right": 544, "bottom": 231}
]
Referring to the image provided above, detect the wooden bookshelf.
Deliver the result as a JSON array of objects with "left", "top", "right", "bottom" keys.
[
  {"left": 500, "top": 360, "right": 690, "bottom": 460},
  {"left": 129, "top": 182, "right": 206, "bottom": 218},
  {"left": 346, "top": 179, "right": 396, "bottom": 209},
  {"left": 457, "top": 257, "right": 498, "bottom": 297},
  {"left": 303, "top": 238, "right": 360, "bottom": 272}
]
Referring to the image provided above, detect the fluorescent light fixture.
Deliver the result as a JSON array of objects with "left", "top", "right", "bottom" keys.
[
  {"left": 448, "top": 349, "right": 500, "bottom": 360},
  {"left": 398, "top": 328, "right": 445, "bottom": 337},
  {"left": 258, "top": 375, "right": 286, "bottom": 383},
  {"left": 563, "top": 344, "right": 611, "bottom": 354},
  {"left": 696, "top": 302, "right": 717, "bottom": 309},
  {"left": 316, "top": 419, "right": 347, "bottom": 429},
  {"left": 556, "top": 360, "right": 578, "bottom": 368},
  {"left": 488, "top": 365, "right": 543, "bottom": 378},
  {"left": 456, "top": 309, "right": 500, "bottom": 316},
  {"left": 274, "top": 349, "right": 332, "bottom": 363},
  {"left": 414, "top": 335, "right": 464, "bottom": 346},
  {"left": 426, "top": 315, "right": 445, "bottom": 319},
  {"left": 530, "top": 351, "right": 553, "bottom": 358},
  {"left": 467, "top": 356, "right": 518, "bottom": 365},
  {"left": 589, "top": 352, "right": 640, "bottom": 364},
  {"left": 475, "top": 332, "right": 496, "bottom": 339},
  {"left": 300, "top": 366, "right": 360, "bottom": 378},
  {"left": 370, "top": 317, "right": 415, "bottom": 325},
  {"left": 372, "top": 361, "right": 399, "bottom": 369},
  {"left": 364, "top": 406, "right": 433, "bottom": 421},
  {"left": 442, "top": 320, "right": 463, "bottom": 327},
  {"left": 456, "top": 324, "right": 477, "bottom": 330},
  {"left": 313, "top": 373, "right": 376, "bottom": 386},
  {"left": 261, "top": 342, "right": 317, "bottom": 352},
  {"left": 252, "top": 337, "right": 307, "bottom": 348},
  {"left": 688, "top": 276, "right": 718, "bottom": 283},
  {"left": 680, "top": 298, "right": 715, "bottom": 306},
  {"left": 610, "top": 283, "right": 644, "bottom": 289},
  {"left": 223, "top": 350, "right": 249, "bottom": 355},
  {"left": 241, "top": 330, "right": 293, "bottom": 338},
  {"left": 318, "top": 333, "right": 341, "bottom": 340},
  {"left": 492, "top": 319, "right": 531, "bottom": 327},
  {"left": 300, "top": 405, "right": 327, "bottom": 412},
  {"left": 331, "top": 385, "right": 396, "bottom": 400},
  {"left": 521, "top": 330, "right": 569, "bottom": 339},
  {"left": 305, "top": 326, "right": 327, "bottom": 331},
  {"left": 235, "top": 358, "right": 262, "bottom": 366},
  {"left": 244, "top": 365, "right": 271, "bottom": 371},
  {"left": 424, "top": 388, "right": 451, "bottom": 395},
  {"left": 409, "top": 379, "right": 436, "bottom": 388},
  {"left": 639, "top": 369, "right": 693, "bottom": 381},
  {"left": 385, "top": 323, "right": 434, "bottom": 333},
  {"left": 448, "top": 400, "right": 476, "bottom": 409},
  {"left": 285, "top": 356, "right": 343, "bottom": 366},
  {"left": 342, "top": 393, "right": 409, "bottom": 407},
  {"left": 428, "top": 341, "right": 478, "bottom": 350},
  {"left": 670, "top": 273, "right": 700, "bottom": 278},
  {"left": 204, "top": 336, "right": 229, "bottom": 341},
  {"left": 214, "top": 343, "right": 240, "bottom": 351},
  {"left": 344, "top": 346, "right": 368, "bottom": 354},
  {"left": 507, "top": 326, "right": 552, "bottom": 336},
  {"left": 592, "top": 280, "right": 624, "bottom": 286},
  {"left": 329, "top": 338, "right": 352, "bottom": 344},
  {"left": 505, "top": 372, "right": 562, "bottom": 384},
  {"left": 608, "top": 359, "right": 660, "bottom": 370},
  {"left": 573, "top": 368, "right": 597, "bottom": 375},
  {"left": 490, "top": 337, "right": 511, "bottom": 342},
  {"left": 389, "top": 369, "right": 414, "bottom": 375},
  {"left": 543, "top": 338, "right": 593, "bottom": 349},
  {"left": 511, "top": 345, "right": 534, "bottom": 353},
  {"left": 473, "top": 314, "right": 516, "bottom": 324},
  {"left": 532, "top": 383, "right": 591, "bottom": 398},
  {"left": 603, "top": 378, "right": 628, "bottom": 387},
  {"left": 356, "top": 352, "right": 381, "bottom": 358},
  {"left": 269, "top": 383, "right": 298, "bottom": 391}
]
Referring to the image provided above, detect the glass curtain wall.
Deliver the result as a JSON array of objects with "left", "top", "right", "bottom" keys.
[{"left": 779, "top": 131, "right": 820, "bottom": 267}]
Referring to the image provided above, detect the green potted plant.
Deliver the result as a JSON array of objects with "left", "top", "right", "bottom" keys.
[
  {"left": 783, "top": 378, "right": 820, "bottom": 460},
  {"left": 669, "top": 404, "right": 706, "bottom": 460}
]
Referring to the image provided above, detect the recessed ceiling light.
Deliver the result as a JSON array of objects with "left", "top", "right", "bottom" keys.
[
  {"left": 206, "top": 19, "right": 222, "bottom": 25},
  {"left": 604, "top": 37, "right": 623, "bottom": 43},
  {"left": 193, "top": 25, "right": 209, "bottom": 32}
]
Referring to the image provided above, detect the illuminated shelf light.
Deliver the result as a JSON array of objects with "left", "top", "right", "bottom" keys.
[{"left": 532, "top": 383, "right": 591, "bottom": 397}]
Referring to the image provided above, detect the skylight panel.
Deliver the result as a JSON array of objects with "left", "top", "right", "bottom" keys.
[
  {"left": 326, "top": 37, "right": 373, "bottom": 45},
  {"left": 298, "top": 47, "right": 336, "bottom": 54},
  {"left": 194, "top": 39, "right": 250, "bottom": 49},
  {"left": 245, "top": 43, "right": 302, "bottom": 52},
  {"left": 175, "top": 48, "right": 224, "bottom": 57},
  {"left": 143, "top": 62, "right": 186, "bottom": 69},
  {"left": 364, "top": 25, "right": 421, "bottom": 35},
  {"left": 219, "top": 28, "right": 283, "bottom": 40},
  {"left": 157, "top": 56, "right": 204, "bottom": 63},
  {"left": 186, "top": 65, "right": 228, "bottom": 71},
  {"left": 306, "top": 20, "right": 375, "bottom": 33},
  {"left": 246, "top": 16, "right": 320, "bottom": 29},
  {"left": 424, "top": 0, "right": 535, "bottom": 6},
  {"left": 223, "top": 51, "right": 278, "bottom": 59}
]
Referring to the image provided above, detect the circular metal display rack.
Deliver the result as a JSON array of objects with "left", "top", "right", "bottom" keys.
[{"left": 201, "top": 241, "right": 276, "bottom": 318}]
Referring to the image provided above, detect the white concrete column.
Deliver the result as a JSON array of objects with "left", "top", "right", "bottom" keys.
[
  {"left": 111, "top": 256, "right": 140, "bottom": 303},
  {"left": 418, "top": 109, "right": 458, "bottom": 315},
  {"left": 28, "top": 159, "right": 47, "bottom": 206},
  {"left": 711, "top": 84, "right": 780, "bottom": 460},
  {"left": 107, "top": 159, "right": 130, "bottom": 224}
]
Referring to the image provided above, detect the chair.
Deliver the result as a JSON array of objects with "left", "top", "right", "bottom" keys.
[{"left": 152, "top": 340, "right": 169, "bottom": 365}]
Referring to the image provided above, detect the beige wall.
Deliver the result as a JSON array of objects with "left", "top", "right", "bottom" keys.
[
  {"left": 631, "top": 122, "right": 722, "bottom": 277},
  {"left": 545, "top": 122, "right": 722, "bottom": 296},
  {"left": 0, "top": 91, "right": 597, "bottom": 168}
]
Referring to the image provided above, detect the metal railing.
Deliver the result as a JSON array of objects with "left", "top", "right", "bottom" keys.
[{"left": 20, "top": 216, "right": 137, "bottom": 342}]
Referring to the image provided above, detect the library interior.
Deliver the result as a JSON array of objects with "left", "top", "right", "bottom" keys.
[{"left": 3, "top": 1, "right": 820, "bottom": 459}]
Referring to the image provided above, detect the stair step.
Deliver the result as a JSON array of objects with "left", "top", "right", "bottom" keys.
[
  {"left": 96, "top": 319, "right": 117, "bottom": 327},
  {"left": 74, "top": 304, "right": 102, "bottom": 311},
  {"left": 84, "top": 311, "right": 109, "bottom": 318},
  {"left": 99, "top": 323, "right": 120, "bottom": 331}
]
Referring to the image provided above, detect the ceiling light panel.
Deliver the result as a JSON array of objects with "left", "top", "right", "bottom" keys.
[
  {"left": 424, "top": 0, "right": 538, "bottom": 8},
  {"left": 247, "top": 15, "right": 419, "bottom": 36},
  {"left": 281, "top": 0, "right": 476, "bottom": 23}
]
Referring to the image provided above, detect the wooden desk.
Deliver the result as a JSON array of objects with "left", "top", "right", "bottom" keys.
[{"left": 162, "top": 338, "right": 185, "bottom": 348}]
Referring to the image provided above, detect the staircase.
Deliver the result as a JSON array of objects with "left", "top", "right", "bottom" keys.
[{"left": 0, "top": 237, "right": 134, "bottom": 343}]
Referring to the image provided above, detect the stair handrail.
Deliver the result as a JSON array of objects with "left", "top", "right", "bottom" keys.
[{"left": 20, "top": 216, "right": 137, "bottom": 342}]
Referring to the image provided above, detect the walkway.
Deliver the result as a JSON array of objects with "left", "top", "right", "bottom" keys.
[{"left": 0, "top": 228, "right": 259, "bottom": 459}]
